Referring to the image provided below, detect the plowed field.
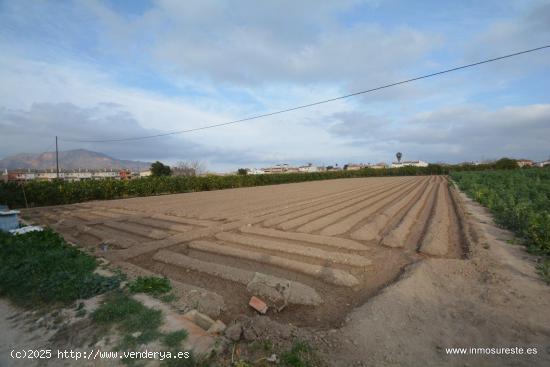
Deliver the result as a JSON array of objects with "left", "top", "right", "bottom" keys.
[{"left": 24, "top": 175, "right": 469, "bottom": 326}]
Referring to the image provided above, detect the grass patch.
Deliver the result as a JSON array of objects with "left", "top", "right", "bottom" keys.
[
  {"left": 536, "top": 258, "right": 550, "bottom": 285},
  {"left": 162, "top": 330, "right": 188, "bottom": 348},
  {"left": 0, "top": 230, "right": 120, "bottom": 307},
  {"left": 280, "top": 342, "right": 320, "bottom": 367},
  {"left": 92, "top": 291, "right": 162, "bottom": 337},
  {"left": 128, "top": 276, "right": 172, "bottom": 296}
]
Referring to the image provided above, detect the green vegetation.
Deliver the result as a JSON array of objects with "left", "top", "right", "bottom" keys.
[
  {"left": 280, "top": 342, "right": 320, "bottom": 367},
  {"left": 452, "top": 167, "right": 550, "bottom": 256},
  {"left": 536, "top": 259, "right": 550, "bottom": 285},
  {"left": 162, "top": 330, "right": 189, "bottom": 348},
  {"left": 128, "top": 276, "right": 172, "bottom": 296},
  {"left": 151, "top": 161, "right": 172, "bottom": 177},
  {"left": 93, "top": 291, "right": 163, "bottom": 350},
  {"left": 0, "top": 158, "right": 524, "bottom": 208},
  {"left": 0, "top": 230, "right": 120, "bottom": 307}
]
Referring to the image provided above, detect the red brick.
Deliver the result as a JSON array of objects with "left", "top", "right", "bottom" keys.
[{"left": 249, "top": 296, "right": 268, "bottom": 314}]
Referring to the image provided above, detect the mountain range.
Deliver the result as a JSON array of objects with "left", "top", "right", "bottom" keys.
[{"left": 0, "top": 149, "right": 151, "bottom": 171}]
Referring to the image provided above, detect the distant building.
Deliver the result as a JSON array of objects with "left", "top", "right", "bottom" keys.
[
  {"left": 536, "top": 160, "right": 550, "bottom": 167},
  {"left": 391, "top": 160, "right": 428, "bottom": 168},
  {"left": 298, "top": 164, "right": 318, "bottom": 173},
  {"left": 368, "top": 162, "right": 388, "bottom": 169},
  {"left": 139, "top": 170, "right": 152, "bottom": 177},
  {"left": 263, "top": 164, "right": 291, "bottom": 174},
  {"left": 516, "top": 159, "right": 534, "bottom": 168},
  {"left": 248, "top": 168, "right": 265, "bottom": 175},
  {"left": 344, "top": 164, "right": 362, "bottom": 171}
]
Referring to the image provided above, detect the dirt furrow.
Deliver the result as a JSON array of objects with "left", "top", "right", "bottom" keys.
[
  {"left": 418, "top": 180, "right": 451, "bottom": 256},
  {"left": 127, "top": 217, "right": 194, "bottom": 233},
  {"left": 149, "top": 213, "right": 221, "bottom": 227},
  {"left": 378, "top": 180, "right": 437, "bottom": 248},
  {"left": 273, "top": 178, "right": 412, "bottom": 230},
  {"left": 261, "top": 179, "right": 398, "bottom": 228},
  {"left": 188, "top": 240, "right": 359, "bottom": 287},
  {"left": 215, "top": 232, "right": 371, "bottom": 267},
  {"left": 296, "top": 177, "right": 419, "bottom": 234},
  {"left": 75, "top": 225, "right": 136, "bottom": 248},
  {"left": 152, "top": 250, "right": 322, "bottom": 306},
  {"left": 101, "top": 221, "right": 169, "bottom": 240},
  {"left": 239, "top": 225, "right": 369, "bottom": 251},
  {"left": 349, "top": 177, "right": 430, "bottom": 241}
]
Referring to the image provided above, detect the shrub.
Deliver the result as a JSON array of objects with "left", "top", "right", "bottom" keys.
[
  {"left": 0, "top": 230, "right": 120, "bottom": 306},
  {"left": 452, "top": 167, "right": 550, "bottom": 256}
]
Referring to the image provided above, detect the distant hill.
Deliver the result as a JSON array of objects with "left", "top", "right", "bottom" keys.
[{"left": 0, "top": 149, "right": 151, "bottom": 171}]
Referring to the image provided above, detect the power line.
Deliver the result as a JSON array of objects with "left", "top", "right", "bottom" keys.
[{"left": 60, "top": 44, "right": 550, "bottom": 143}]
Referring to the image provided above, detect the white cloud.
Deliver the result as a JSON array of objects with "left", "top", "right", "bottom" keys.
[{"left": 326, "top": 104, "right": 550, "bottom": 162}]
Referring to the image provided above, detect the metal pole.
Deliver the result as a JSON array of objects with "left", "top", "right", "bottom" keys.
[{"left": 56, "top": 136, "right": 59, "bottom": 179}]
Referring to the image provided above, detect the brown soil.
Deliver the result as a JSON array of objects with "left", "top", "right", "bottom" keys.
[{"left": 24, "top": 176, "right": 468, "bottom": 329}]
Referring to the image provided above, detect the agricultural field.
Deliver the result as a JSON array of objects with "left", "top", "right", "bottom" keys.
[
  {"left": 22, "top": 175, "right": 470, "bottom": 326},
  {"left": 452, "top": 167, "right": 550, "bottom": 256}
]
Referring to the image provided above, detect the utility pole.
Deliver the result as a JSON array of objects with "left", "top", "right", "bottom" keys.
[{"left": 55, "top": 136, "right": 59, "bottom": 180}]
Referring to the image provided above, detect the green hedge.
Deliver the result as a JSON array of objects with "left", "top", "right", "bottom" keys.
[{"left": 452, "top": 167, "right": 550, "bottom": 255}]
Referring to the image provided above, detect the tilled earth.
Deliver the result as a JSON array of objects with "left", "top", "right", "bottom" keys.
[{"left": 24, "top": 176, "right": 470, "bottom": 328}]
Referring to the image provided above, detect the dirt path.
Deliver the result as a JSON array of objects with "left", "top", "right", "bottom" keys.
[{"left": 325, "top": 189, "right": 550, "bottom": 366}]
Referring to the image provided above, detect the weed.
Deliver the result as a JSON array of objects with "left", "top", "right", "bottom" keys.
[
  {"left": 536, "top": 258, "right": 550, "bottom": 285},
  {"left": 162, "top": 330, "right": 188, "bottom": 348},
  {"left": 92, "top": 291, "right": 162, "bottom": 337},
  {"left": 128, "top": 276, "right": 172, "bottom": 296},
  {"left": 160, "top": 293, "right": 178, "bottom": 303},
  {"left": 280, "top": 341, "right": 321, "bottom": 367}
]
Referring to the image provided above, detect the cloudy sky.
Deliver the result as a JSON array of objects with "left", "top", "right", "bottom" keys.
[{"left": 1, "top": 0, "right": 549, "bottom": 171}]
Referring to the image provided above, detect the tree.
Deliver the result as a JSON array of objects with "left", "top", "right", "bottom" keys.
[
  {"left": 237, "top": 168, "right": 248, "bottom": 175},
  {"left": 150, "top": 161, "right": 171, "bottom": 177},
  {"left": 396, "top": 152, "right": 402, "bottom": 163},
  {"left": 493, "top": 158, "right": 518, "bottom": 170},
  {"left": 172, "top": 160, "right": 205, "bottom": 177}
]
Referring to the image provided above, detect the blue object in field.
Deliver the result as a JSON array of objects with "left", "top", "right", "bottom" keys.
[{"left": 0, "top": 210, "right": 20, "bottom": 232}]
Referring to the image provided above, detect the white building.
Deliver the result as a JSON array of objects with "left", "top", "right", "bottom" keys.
[
  {"left": 391, "top": 160, "right": 429, "bottom": 168},
  {"left": 93, "top": 171, "right": 119, "bottom": 179},
  {"left": 298, "top": 164, "right": 318, "bottom": 173},
  {"left": 248, "top": 168, "right": 265, "bottom": 175},
  {"left": 139, "top": 170, "right": 152, "bottom": 177}
]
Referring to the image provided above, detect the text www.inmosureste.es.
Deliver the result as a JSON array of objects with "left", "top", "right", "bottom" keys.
[{"left": 445, "top": 346, "right": 538, "bottom": 356}]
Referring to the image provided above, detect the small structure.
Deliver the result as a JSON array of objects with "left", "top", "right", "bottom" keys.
[{"left": 0, "top": 209, "right": 20, "bottom": 232}]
